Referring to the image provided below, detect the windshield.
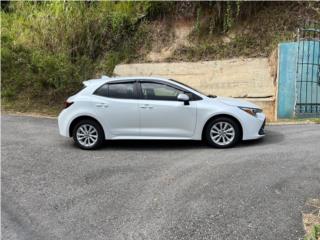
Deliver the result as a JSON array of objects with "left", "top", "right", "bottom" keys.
[{"left": 169, "top": 79, "right": 207, "bottom": 96}]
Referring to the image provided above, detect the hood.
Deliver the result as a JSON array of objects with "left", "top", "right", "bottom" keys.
[{"left": 216, "top": 97, "right": 260, "bottom": 109}]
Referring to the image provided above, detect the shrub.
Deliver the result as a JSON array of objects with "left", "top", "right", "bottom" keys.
[{"left": 1, "top": 1, "right": 153, "bottom": 106}]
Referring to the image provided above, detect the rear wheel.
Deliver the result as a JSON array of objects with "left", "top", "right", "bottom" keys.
[
  {"left": 72, "top": 120, "right": 104, "bottom": 150},
  {"left": 205, "top": 117, "right": 241, "bottom": 148}
]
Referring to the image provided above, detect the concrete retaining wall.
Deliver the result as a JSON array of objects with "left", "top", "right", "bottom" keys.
[{"left": 113, "top": 58, "right": 276, "bottom": 120}]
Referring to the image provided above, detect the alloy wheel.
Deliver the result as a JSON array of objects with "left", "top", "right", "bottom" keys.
[
  {"left": 210, "top": 121, "right": 235, "bottom": 146},
  {"left": 76, "top": 124, "right": 98, "bottom": 147}
]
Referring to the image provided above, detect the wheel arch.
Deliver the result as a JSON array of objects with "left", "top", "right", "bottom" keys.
[
  {"left": 201, "top": 114, "right": 243, "bottom": 140},
  {"left": 69, "top": 115, "right": 105, "bottom": 138}
]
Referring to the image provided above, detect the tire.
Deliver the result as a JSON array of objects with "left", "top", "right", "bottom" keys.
[
  {"left": 72, "top": 119, "right": 105, "bottom": 150},
  {"left": 205, "top": 117, "right": 241, "bottom": 148}
]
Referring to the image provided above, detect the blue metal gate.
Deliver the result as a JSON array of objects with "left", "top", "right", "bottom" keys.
[{"left": 295, "top": 21, "right": 320, "bottom": 117}]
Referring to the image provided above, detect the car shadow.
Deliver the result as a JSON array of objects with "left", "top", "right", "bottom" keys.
[
  {"left": 66, "top": 128, "right": 285, "bottom": 151},
  {"left": 101, "top": 139, "right": 207, "bottom": 151},
  {"left": 95, "top": 130, "right": 284, "bottom": 150},
  {"left": 237, "top": 129, "right": 285, "bottom": 148}
]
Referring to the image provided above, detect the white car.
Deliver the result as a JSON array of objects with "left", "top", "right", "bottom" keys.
[{"left": 58, "top": 76, "right": 266, "bottom": 150}]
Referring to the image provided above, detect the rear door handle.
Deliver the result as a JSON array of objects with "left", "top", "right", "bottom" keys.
[
  {"left": 140, "top": 104, "right": 153, "bottom": 109},
  {"left": 96, "top": 103, "right": 108, "bottom": 108}
]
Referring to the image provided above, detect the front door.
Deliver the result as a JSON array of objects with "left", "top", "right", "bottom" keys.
[{"left": 138, "top": 82, "right": 197, "bottom": 138}]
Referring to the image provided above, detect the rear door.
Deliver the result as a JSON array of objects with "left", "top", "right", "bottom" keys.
[
  {"left": 92, "top": 81, "right": 140, "bottom": 138},
  {"left": 138, "top": 81, "right": 197, "bottom": 138}
]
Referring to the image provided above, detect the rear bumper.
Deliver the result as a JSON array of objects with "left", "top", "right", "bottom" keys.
[{"left": 58, "top": 109, "right": 70, "bottom": 137}]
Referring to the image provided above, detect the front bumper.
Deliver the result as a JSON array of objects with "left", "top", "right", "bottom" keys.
[
  {"left": 241, "top": 112, "right": 266, "bottom": 140},
  {"left": 258, "top": 119, "right": 266, "bottom": 135}
]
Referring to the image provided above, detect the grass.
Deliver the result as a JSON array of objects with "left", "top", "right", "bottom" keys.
[
  {"left": 304, "top": 118, "right": 320, "bottom": 124},
  {"left": 275, "top": 118, "right": 320, "bottom": 124},
  {"left": 303, "top": 199, "right": 320, "bottom": 240},
  {"left": 304, "top": 224, "right": 320, "bottom": 240},
  {"left": 2, "top": 99, "right": 62, "bottom": 117}
]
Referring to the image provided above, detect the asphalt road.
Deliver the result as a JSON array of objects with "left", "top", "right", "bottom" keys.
[{"left": 1, "top": 115, "right": 320, "bottom": 240}]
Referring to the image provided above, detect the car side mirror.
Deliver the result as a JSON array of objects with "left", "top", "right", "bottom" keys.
[{"left": 177, "top": 93, "right": 190, "bottom": 105}]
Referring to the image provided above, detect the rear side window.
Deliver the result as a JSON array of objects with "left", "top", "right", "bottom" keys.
[
  {"left": 109, "top": 83, "right": 135, "bottom": 99},
  {"left": 94, "top": 82, "right": 136, "bottom": 99}
]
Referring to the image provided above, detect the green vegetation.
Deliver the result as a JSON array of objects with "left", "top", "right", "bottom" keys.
[
  {"left": 304, "top": 224, "right": 320, "bottom": 240},
  {"left": 171, "top": 2, "right": 319, "bottom": 61},
  {"left": 303, "top": 198, "right": 320, "bottom": 240},
  {"left": 273, "top": 118, "right": 320, "bottom": 124},
  {"left": 1, "top": 1, "right": 153, "bottom": 113},
  {"left": 1, "top": 1, "right": 319, "bottom": 114}
]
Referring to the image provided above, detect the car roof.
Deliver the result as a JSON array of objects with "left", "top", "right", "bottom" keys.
[
  {"left": 83, "top": 76, "right": 172, "bottom": 87},
  {"left": 104, "top": 76, "right": 171, "bottom": 82}
]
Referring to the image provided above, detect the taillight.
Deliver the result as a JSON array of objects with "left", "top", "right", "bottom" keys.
[{"left": 64, "top": 100, "right": 74, "bottom": 109}]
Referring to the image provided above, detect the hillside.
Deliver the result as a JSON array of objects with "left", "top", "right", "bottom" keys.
[{"left": 1, "top": 1, "right": 319, "bottom": 115}]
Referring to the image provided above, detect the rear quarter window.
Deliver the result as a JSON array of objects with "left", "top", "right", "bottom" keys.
[{"left": 94, "top": 84, "right": 108, "bottom": 97}]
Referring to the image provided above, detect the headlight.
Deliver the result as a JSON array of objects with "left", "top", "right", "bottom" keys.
[{"left": 238, "top": 107, "right": 262, "bottom": 117}]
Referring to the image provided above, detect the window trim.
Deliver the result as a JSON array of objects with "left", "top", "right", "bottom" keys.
[{"left": 93, "top": 79, "right": 203, "bottom": 101}]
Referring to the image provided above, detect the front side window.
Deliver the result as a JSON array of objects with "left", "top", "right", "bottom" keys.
[{"left": 141, "top": 82, "right": 184, "bottom": 101}]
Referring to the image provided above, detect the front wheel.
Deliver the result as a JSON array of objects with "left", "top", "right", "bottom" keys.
[
  {"left": 205, "top": 117, "right": 241, "bottom": 148},
  {"left": 72, "top": 120, "right": 104, "bottom": 150}
]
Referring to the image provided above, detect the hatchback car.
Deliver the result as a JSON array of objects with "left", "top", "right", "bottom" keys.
[{"left": 58, "top": 76, "right": 266, "bottom": 150}]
